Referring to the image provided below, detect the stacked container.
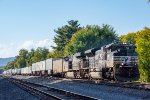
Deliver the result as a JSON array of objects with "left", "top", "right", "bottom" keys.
[{"left": 45, "top": 59, "right": 53, "bottom": 75}]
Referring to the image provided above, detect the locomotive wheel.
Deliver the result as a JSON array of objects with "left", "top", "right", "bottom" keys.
[
  {"left": 76, "top": 72, "right": 81, "bottom": 78},
  {"left": 64, "top": 73, "right": 67, "bottom": 78},
  {"left": 61, "top": 73, "right": 64, "bottom": 78}
]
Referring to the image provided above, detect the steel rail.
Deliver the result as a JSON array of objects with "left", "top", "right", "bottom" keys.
[{"left": 6, "top": 77, "right": 98, "bottom": 100}]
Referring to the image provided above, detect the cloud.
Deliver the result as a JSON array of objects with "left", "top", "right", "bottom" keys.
[
  {"left": 18, "top": 39, "right": 55, "bottom": 50},
  {"left": 18, "top": 40, "right": 34, "bottom": 50},
  {"left": 35, "top": 39, "right": 52, "bottom": 49},
  {"left": 0, "top": 43, "right": 18, "bottom": 58},
  {"left": 0, "top": 39, "right": 55, "bottom": 58}
]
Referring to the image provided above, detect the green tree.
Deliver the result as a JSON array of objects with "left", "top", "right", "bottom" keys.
[
  {"left": 0, "top": 66, "right": 4, "bottom": 74},
  {"left": 135, "top": 27, "right": 150, "bottom": 82},
  {"left": 15, "top": 56, "right": 26, "bottom": 68},
  {"left": 26, "top": 49, "right": 35, "bottom": 66},
  {"left": 31, "top": 47, "right": 43, "bottom": 63},
  {"left": 119, "top": 32, "right": 136, "bottom": 43},
  {"left": 47, "top": 50, "right": 62, "bottom": 58},
  {"left": 31, "top": 47, "right": 49, "bottom": 63},
  {"left": 52, "top": 20, "right": 80, "bottom": 57},
  {"left": 19, "top": 49, "right": 28, "bottom": 58},
  {"left": 64, "top": 24, "right": 117, "bottom": 55},
  {"left": 41, "top": 48, "right": 49, "bottom": 60},
  {"left": 5, "top": 47, "right": 50, "bottom": 69},
  {"left": 14, "top": 49, "right": 28, "bottom": 68},
  {"left": 5, "top": 61, "right": 15, "bottom": 70}
]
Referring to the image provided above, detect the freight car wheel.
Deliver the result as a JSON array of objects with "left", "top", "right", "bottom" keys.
[
  {"left": 89, "top": 75, "right": 93, "bottom": 80},
  {"left": 74, "top": 72, "right": 77, "bottom": 79}
]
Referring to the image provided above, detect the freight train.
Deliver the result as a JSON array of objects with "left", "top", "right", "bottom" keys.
[{"left": 3, "top": 42, "right": 140, "bottom": 81}]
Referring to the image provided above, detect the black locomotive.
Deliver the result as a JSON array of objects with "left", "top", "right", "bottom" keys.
[{"left": 65, "top": 42, "right": 140, "bottom": 81}]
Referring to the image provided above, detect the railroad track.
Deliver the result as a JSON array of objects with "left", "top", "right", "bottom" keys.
[
  {"left": 6, "top": 77, "right": 98, "bottom": 100},
  {"left": 31, "top": 75, "right": 149, "bottom": 91},
  {"left": 66, "top": 79, "right": 150, "bottom": 91},
  {"left": 41, "top": 76, "right": 150, "bottom": 91}
]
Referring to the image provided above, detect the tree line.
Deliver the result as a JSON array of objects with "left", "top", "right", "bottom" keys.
[
  {"left": 5, "top": 20, "right": 150, "bottom": 82},
  {"left": 51, "top": 20, "right": 117, "bottom": 57},
  {"left": 5, "top": 47, "right": 49, "bottom": 70}
]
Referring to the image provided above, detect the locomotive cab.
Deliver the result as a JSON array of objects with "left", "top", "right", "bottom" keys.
[
  {"left": 74, "top": 52, "right": 88, "bottom": 78},
  {"left": 85, "top": 48, "right": 100, "bottom": 79},
  {"left": 108, "top": 43, "right": 140, "bottom": 81}
]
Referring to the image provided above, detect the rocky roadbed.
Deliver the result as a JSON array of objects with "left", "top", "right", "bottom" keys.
[
  {"left": 0, "top": 77, "right": 39, "bottom": 100},
  {"left": 12, "top": 75, "right": 150, "bottom": 100}
]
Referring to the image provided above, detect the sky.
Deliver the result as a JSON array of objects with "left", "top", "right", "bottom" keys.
[{"left": 0, "top": 0, "right": 150, "bottom": 58}]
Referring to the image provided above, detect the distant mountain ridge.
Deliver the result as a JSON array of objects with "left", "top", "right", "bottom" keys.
[{"left": 0, "top": 57, "right": 15, "bottom": 67}]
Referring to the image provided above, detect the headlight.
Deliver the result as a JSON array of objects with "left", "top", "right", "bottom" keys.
[{"left": 121, "top": 63, "right": 124, "bottom": 65}]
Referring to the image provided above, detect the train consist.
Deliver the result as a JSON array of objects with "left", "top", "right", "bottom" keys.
[{"left": 3, "top": 42, "right": 140, "bottom": 81}]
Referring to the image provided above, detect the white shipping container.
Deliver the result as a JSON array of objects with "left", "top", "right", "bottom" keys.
[
  {"left": 3, "top": 71, "right": 6, "bottom": 75},
  {"left": 40, "top": 61, "right": 46, "bottom": 71},
  {"left": 22, "top": 68, "right": 25, "bottom": 74},
  {"left": 25, "top": 67, "right": 28, "bottom": 74},
  {"left": 15, "top": 69, "right": 17, "bottom": 74},
  {"left": 14, "top": 69, "right": 17, "bottom": 74},
  {"left": 7, "top": 70, "right": 10, "bottom": 75},
  {"left": 17, "top": 69, "right": 21, "bottom": 74},
  {"left": 53, "top": 58, "right": 63, "bottom": 74},
  {"left": 46, "top": 59, "right": 52, "bottom": 70},
  {"left": 21, "top": 68, "right": 25, "bottom": 74},
  {"left": 21, "top": 68, "right": 23, "bottom": 74},
  {"left": 6, "top": 71, "right": 8, "bottom": 74},
  {"left": 37, "top": 61, "right": 45, "bottom": 71},
  {"left": 12, "top": 69, "right": 15, "bottom": 74},
  {"left": 23, "top": 67, "right": 26, "bottom": 74},
  {"left": 46, "top": 59, "right": 53, "bottom": 74},
  {"left": 23, "top": 68, "right": 25, "bottom": 74},
  {"left": 28, "top": 66, "right": 32, "bottom": 74},
  {"left": 5, "top": 71, "right": 7, "bottom": 74},
  {"left": 8, "top": 69, "right": 12, "bottom": 74},
  {"left": 32, "top": 63, "right": 36, "bottom": 71},
  {"left": 35, "top": 62, "right": 41, "bottom": 71},
  {"left": 10, "top": 69, "right": 12, "bottom": 74}
]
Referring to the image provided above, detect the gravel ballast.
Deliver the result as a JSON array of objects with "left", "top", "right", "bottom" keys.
[
  {"left": 12, "top": 75, "right": 150, "bottom": 100},
  {"left": 0, "top": 77, "right": 39, "bottom": 100},
  {"left": 46, "top": 80, "right": 150, "bottom": 100}
]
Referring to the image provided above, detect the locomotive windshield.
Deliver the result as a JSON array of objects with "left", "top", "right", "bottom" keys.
[
  {"left": 126, "top": 46, "right": 137, "bottom": 56},
  {"left": 111, "top": 45, "right": 137, "bottom": 56}
]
